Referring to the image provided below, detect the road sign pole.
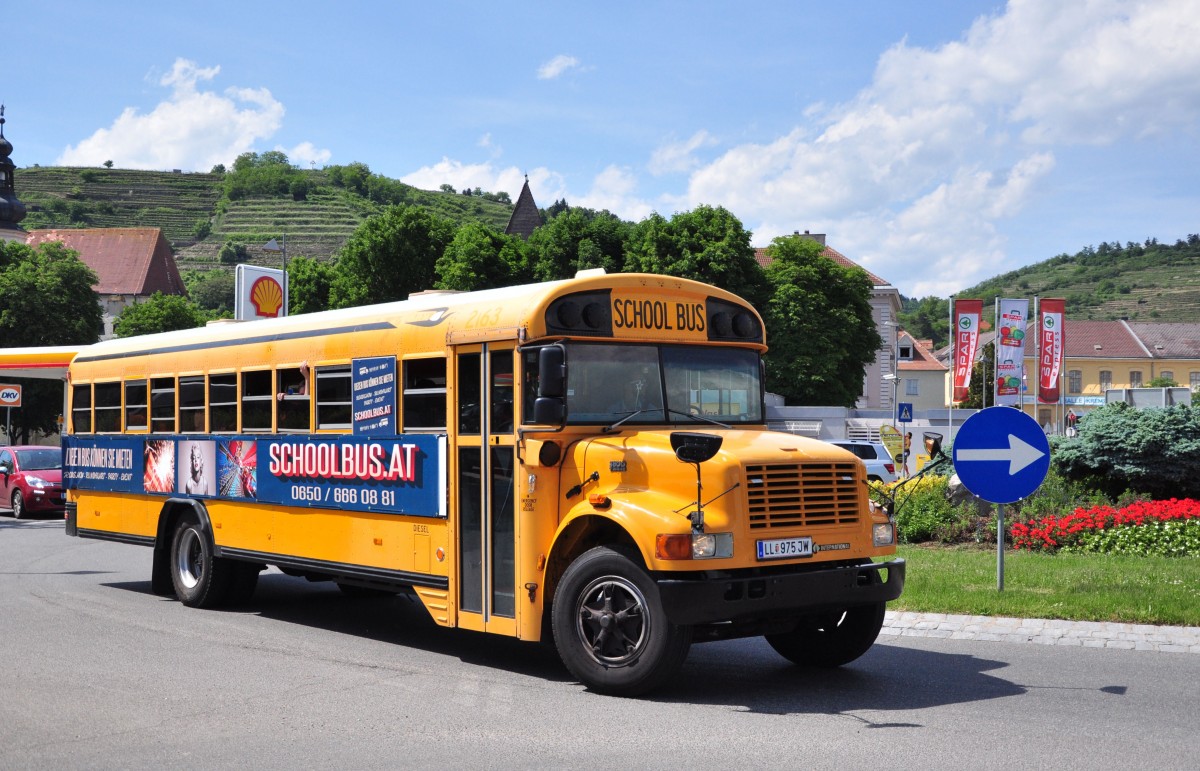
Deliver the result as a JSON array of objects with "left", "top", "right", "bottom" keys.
[{"left": 997, "top": 502, "right": 1005, "bottom": 591}]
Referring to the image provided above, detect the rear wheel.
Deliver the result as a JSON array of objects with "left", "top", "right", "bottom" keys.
[
  {"left": 765, "top": 600, "right": 886, "bottom": 667},
  {"left": 169, "top": 514, "right": 233, "bottom": 608},
  {"left": 11, "top": 491, "right": 24, "bottom": 519},
  {"left": 552, "top": 546, "right": 691, "bottom": 696}
]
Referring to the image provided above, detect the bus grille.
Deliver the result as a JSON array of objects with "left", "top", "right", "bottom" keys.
[{"left": 745, "top": 462, "right": 862, "bottom": 530}]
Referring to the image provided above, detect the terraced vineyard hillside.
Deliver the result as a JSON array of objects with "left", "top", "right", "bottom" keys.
[
  {"left": 19, "top": 167, "right": 222, "bottom": 248},
  {"left": 174, "top": 192, "right": 369, "bottom": 270},
  {"left": 16, "top": 166, "right": 516, "bottom": 273}
]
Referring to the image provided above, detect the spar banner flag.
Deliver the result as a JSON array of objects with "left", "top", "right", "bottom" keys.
[
  {"left": 952, "top": 299, "right": 983, "bottom": 404},
  {"left": 995, "top": 298, "right": 1029, "bottom": 406},
  {"left": 1038, "top": 298, "right": 1065, "bottom": 403}
]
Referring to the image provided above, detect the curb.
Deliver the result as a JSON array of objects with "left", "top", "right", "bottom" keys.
[{"left": 883, "top": 611, "right": 1200, "bottom": 653}]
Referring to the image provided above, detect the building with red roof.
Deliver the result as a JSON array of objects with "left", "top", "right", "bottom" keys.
[{"left": 25, "top": 227, "right": 187, "bottom": 339}]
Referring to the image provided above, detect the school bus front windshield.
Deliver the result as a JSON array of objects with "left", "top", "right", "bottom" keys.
[{"left": 546, "top": 343, "right": 763, "bottom": 426}]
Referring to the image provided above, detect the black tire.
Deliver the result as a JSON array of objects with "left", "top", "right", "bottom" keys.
[
  {"left": 552, "top": 546, "right": 691, "bottom": 696},
  {"left": 169, "top": 513, "right": 233, "bottom": 608},
  {"left": 11, "top": 491, "right": 24, "bottom": 519},
  {"left": 765, "top": 600, "right": 886, "bottom": 668}
]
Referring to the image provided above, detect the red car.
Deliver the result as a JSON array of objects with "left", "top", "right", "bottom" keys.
[{"left": 0, "top": 445, "right": 66, "bottom": 519}]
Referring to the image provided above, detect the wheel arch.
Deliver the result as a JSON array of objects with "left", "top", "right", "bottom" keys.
[
  {"left": 542, "top": 513, "right": 641, "bottom": 620},
  {"left": 151, "top": 498, "right": 213, "bottom": 596}
]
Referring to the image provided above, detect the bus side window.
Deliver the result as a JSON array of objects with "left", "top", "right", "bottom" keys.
[
  {"left": 241, "top": 370, "right": 273, "bottom": 432},
  {"left": 315, "top": 365, "right": 352, "bottom": 431},
  {"left": 277, "top": 366, "right": 311, "bottom": 433},
  {"left": 124, "top": 379, "right": 148, "bottom": 432},
  {"left": 94, "top": 382, "right": 122, "bottom": 433},
  {"left": 71, "top": 384, "right": 92, "bottom": 434},
  {"left": 150, "top": 377, "right": 176, "bottom": 433},
  {"left": 209, "top": 373, "right": 237, "bottom": 433},
  {"left": 180, "top": 376, "right": 205, "bottom": 433},
  {"left": 403, "top": 358, "right": 446, "bottom": 432}
]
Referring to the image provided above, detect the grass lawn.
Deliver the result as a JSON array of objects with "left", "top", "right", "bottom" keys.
[{"left": 888, "top": 544, "right": 1200, "bottom": 627}]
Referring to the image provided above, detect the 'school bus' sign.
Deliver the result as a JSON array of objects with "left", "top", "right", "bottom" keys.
[{"left": 63, "top": 433, "right": 446, "bottom": 517}]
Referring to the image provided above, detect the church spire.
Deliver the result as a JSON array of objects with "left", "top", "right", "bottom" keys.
[
  {"left": 0, "top": 105, "right": 29, "bottom": 242},
  {"left": 504, "top": 174, "right": 542, "bottom": 240}
]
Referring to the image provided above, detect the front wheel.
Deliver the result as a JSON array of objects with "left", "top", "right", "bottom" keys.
[
  {"left": 765, "top": 600, "right": 886, "bottom": 668},
  {"left": 169, "top": 514, "right": 233, "bottom": 608},
  {"left": 552, "top": 546, "right": 691, "bottom": 697},
  {"left": 11, "top": 491, "right": 24, "bottom": 519}
]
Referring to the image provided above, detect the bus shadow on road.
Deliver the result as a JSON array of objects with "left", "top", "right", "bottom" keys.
[
  {"left": 134, "top": 570, "right": 571, "bottom": 685},
  {"left": 655, "top": 638, "right": 1026, "bottom": 717},
  {"left": 104, "top": 570, "right": 1028, "bottom": 709}
]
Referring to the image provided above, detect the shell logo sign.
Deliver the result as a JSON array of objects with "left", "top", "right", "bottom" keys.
[
  {"left": 235, "top": 264, "right": 288, "bottom": 321},
  {"left": 250, "top": 276, "right": 284, "bottom": 317},
  {"left": 0, "top": 384, "right": 21, "bottom": 407}
]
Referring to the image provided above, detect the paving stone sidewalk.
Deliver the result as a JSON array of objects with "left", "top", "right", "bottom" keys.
[{"left": 883, "top": 611, "right": 1200, "bottom": 653}]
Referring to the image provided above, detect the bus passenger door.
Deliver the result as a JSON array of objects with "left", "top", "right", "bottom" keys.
[{"left": 454, "top": 344, "right": 516, "bottom": 636}]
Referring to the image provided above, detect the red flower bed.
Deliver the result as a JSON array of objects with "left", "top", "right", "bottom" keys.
[{"left": 1010, "top": 498, "right": 1200, "bottom": 552}]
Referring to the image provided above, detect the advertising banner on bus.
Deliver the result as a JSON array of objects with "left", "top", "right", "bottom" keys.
[{"left": 63, "top": 433, "right": 446, "bottom": 517}]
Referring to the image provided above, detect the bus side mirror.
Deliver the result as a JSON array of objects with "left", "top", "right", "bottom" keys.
[
  {"left": 533, "top": 397, "right": 565, "bottom": 425},
  {"left": 538, "top": 346, "right": 566, "bottom": 398},
  {"left": 923, "top": 432, "right": 943, "bottom": 458}
]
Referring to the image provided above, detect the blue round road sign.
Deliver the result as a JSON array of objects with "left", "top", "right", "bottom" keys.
[{"left": 953, "top": 407, "right": 1050, "bottom": 504}]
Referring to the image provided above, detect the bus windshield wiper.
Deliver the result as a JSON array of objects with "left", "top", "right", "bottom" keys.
[
  {"left": 602, "top": 410, "right": 646, "bottom": 433},
  {"left": 666, "top": 408, "right": 730, "bottom": 429}
]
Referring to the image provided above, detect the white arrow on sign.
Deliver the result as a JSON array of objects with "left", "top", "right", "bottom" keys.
[{"left": 956, "top": 433, "right": 1045, "bottom": 475}]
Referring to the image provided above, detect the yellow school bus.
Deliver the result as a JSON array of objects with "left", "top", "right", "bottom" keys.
[{"left": 58, "top": 270, "right": 903, "bottom": 695}]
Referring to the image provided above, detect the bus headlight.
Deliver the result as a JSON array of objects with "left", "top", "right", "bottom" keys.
[
  {"left": 873, "top": 523, "right": 895, "bottom": 546},
  {"left": 656, "top": 532, "right": 733, "bottom": 560}
]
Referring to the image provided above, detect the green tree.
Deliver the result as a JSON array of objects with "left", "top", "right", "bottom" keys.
[
  {"left": 435, "top": 222, "right": 530, "bottom": 291},
  {"left": 624, "top": 205, "right": 768, "bottom": 306},
  {"left": 1147, "top": 375, "right": 1179, "bottom": 388},
  {"left": 760, "top": 234, "right": 881, "bottom": 406},
  {"left": 958, "top": 341, "right": 996, "bottom": 409},
  {"left": 526, "top": 207, "right": 630, "bottom": 281},
  {"left": 287, "top": 256, "right": 336, "bottom": 315},
  {"left": 329, "top": 205, "right": 454, "bottom": 308},
  {"left": 182, "top": 269, "right": 235, "bottom": 314},
  {"left": 217, "top": 239, "right": 248, "bottom": 265},
  {"left": 114, "top": 292, "right": 206, "bottom": 337},
  {"left": 899, "top": 295, "right": 950, "bottom": 349},
  {"left": 0, "top": 240, "right": 103, "bottom": 442}
]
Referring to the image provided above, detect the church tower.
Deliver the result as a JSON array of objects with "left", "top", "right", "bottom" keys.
[
  {"left": 504, "top": 176, "right": 542, "bottom": 240},
  {"left": 0, "top": 105, "right": 28, "bottom": 243}
]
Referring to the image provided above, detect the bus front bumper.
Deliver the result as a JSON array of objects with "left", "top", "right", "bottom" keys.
[{"left": 655, "top": 558, "right": 905, "bottom": 626}]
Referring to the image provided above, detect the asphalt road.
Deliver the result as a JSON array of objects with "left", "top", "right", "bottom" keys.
[{"left": 2, "top": 515, "right": 1197, "bottom": 770}]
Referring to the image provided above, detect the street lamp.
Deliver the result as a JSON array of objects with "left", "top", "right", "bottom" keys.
[
  {"left": 263, "top": 234, "right": 288, "bottom": 272},
  {"left": 883, "top": 320, "right": 900, "bottom": 422}
]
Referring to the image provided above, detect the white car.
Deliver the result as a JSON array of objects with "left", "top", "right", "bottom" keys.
[{"left": 830, "top": 440, "right": 898, "bottom": 484}]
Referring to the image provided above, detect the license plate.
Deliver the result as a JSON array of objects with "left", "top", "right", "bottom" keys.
[{"left": 756, "top": 536, "right": 813, "bottom": 560}]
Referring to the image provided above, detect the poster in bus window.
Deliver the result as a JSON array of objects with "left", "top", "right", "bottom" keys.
[
  {"left": 217, "top": 439, "right": 258, "bottom": 498},
  {"left": 177, "top": 439, "right": 216, "bottom": 497},
  {"left": 352, "top": 356, "right": 397, "bottom": 435},
  {"left": 144, "top": 439, "right": 175, "bottom": 493}
]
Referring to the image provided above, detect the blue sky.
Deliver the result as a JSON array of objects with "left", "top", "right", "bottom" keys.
[{"left": 6, "top": 1, "right": 1198, "bottom": 298}]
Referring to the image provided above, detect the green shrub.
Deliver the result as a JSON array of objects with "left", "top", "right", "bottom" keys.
[
  {"left": 1065, "top": 520, "right": 1200, "bottom": 558},
  {"left": 892, "top": 475, "right": 973, "bottom": 543}
]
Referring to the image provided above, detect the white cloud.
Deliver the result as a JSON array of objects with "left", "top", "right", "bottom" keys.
[
  {"left": 280, "top": 141, "right": 332, "bottom": 169},
  {"left": 537, "top": 54, "right": 581, "bottom": 80},
  {"left": 400, "top": 158, "right": 567, "bottom": 204},
  {"left": 676, "top": 0, "right": 1200, "bottom": 295},
  {"left": 574, "top": 165, "right": 655, "bottom": 221},
  {"left": 56, "top": 58, "right": 328, "bottom": 172},
  {"left": 648, "top": 131, "right": 718, "bottom": 175}
]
